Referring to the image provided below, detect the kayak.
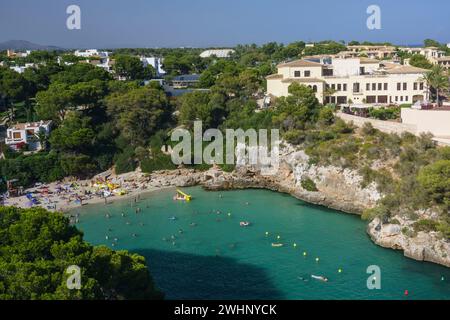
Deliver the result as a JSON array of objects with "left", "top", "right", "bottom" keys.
[{"left": 271, "top": 243, "right": 284, "bottom": 247}]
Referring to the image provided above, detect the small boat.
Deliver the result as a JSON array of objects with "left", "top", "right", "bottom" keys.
[
  {"left": 168, "top": 216, "right": 177, "bottom": 221},
  {"left": 311, "top": 275, "right": 328, "bottom": 282},
  {"left": 240, "top": 221, "right": 250, "bottom": 227},
  {"left": 271, "top": 243, "right": 284, "bottom": 247}
]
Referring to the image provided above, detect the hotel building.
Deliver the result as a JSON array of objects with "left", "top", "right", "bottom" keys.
[{"left": 266, "top": 56, "right": 428, "bottom": 105}]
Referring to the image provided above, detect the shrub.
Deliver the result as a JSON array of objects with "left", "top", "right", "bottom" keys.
[
  {"left": 413, "top": 219, "right": 439, "bottom": 232},
  {"left": 361, "top": 205, "right": 389, "bottom": 221},
  {"left": 140, "top": 150, "right": 176, "bottom": 173},
  {"left": 301, "top": 177, "right": 318, "bottom": 192}
]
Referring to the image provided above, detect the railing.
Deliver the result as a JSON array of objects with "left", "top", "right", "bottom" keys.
[{"left": 5, "top": 138, "right": 25, "bottom": 143}]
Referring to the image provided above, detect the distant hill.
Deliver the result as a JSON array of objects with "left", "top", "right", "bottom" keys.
[{"left": 0, "top": 40, "right": 63, "bottom": 51}]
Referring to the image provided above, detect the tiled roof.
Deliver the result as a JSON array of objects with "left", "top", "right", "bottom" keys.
[
  {"left": 277, "top": 59, "right": 323, "bottom": 68},
  {"left": 386, "top": 65, "right": 429, "bottom": 74},
  {"left": 265, "top": 74, "right": 283, "bottom": 80},
  {"left": 281, "top": 78, "right": 325, "bottom": 83},
  {"left": 359, "top": 57, "right": 381, "bottom": 64}
]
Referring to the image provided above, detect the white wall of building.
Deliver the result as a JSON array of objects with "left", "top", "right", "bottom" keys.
[{"left": 401, "top": 108, "right": 450, "bottom": 137}]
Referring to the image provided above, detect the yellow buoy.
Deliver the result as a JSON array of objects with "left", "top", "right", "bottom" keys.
[
  {"left": 293, "top": 243, "right": 297, "bottom": 248},
  {"left": 303, "top": 251, "right": 307, "bottom": 256},
  {"left": 338, "top": 268, "right": 342, "bottom": 273},
  {"left": 227, "top": 213, "right": 231, "bottom": 216},
  {"left": 265, "top": 231, "right": 269, "bottom": 236},
  {"left": 277, "top": 235, "right": 281, "bottom": 239},
  {"left": 315, "top": 257, "right": 320, "bottom": 262}
]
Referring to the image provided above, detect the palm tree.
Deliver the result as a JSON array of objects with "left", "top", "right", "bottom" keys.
[{"left": 422, "top": 65, "right": 449, "bottom": 106}]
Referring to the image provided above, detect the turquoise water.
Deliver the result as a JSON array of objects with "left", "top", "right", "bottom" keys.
[{"left": 75, "top": 187, "right": 450, "bottom": 300}]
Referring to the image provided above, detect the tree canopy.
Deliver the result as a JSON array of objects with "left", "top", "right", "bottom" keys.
[{"left": 0, "top": 206, "right": 163, "bottom": 300}]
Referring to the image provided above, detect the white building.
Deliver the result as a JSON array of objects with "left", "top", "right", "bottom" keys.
[
  {"left": 266, "top": 57, "right": 428, "bottom": 105},
  {"left": 9, "top": 63, "right": 35, "bottom": 74},
  {"left": 6, "top": 49, "right": 31, "bottom": 58},
  {"left": 399, "top": 47, "right": 445, "bottom": 61},
  {"left": 74, "top": 49, "right": 109, "bottom": 58},
  {"left": 140, "top": 57, "right": 166, "bottom": 76},
  {"left": 5, "top": 120, "right": 52, "bottom": 151},
  {"left": 200, "top": 49, "right": 235, "bottom": 58}
]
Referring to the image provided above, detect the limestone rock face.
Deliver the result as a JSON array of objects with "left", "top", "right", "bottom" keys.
[
  {"left": 368, "top": 217, "right": 450, "bottom": 267},
  {"left": 202, "top": 146, "right": 380, "bottom": 214}
]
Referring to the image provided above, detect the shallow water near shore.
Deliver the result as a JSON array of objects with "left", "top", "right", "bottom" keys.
[{"left": 75, "top": 186, "right": 450, "bottom": 300}]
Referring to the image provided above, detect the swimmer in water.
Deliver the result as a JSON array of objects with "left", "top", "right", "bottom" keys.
[{"left": 297, "top": 276, "right": 309, "bottom": 282}]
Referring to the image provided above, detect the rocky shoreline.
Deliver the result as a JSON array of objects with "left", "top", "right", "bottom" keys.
[{"left": 152, "top": 145, "right": 449, "bottom": 268}]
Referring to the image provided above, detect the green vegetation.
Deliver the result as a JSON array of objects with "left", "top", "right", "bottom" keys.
[
  {"left": 422, "top": 65, "right": 449, "bottom": 106},
  {"left": 301, "top": 178, "right": 318, "bottom": 192},
  {"left": 367, "top": 107, "right": 400, "bottom": 120},
  {"left": 0, "top": 206, "right": 163, "bottom": 299},
  {"left": 408, "top": 54, "right": 433, "bottom": 69}
]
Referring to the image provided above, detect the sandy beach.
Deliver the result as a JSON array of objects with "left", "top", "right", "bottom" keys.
[{"left": 2, "top": 168, "right": 204, "bottom": 214}]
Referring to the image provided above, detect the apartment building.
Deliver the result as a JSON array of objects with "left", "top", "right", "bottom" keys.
[
  {"left": 347, "top": 45, "right": 397, "bottom": 60},
  {"left": 266, "top": 57, "right": 428, "bottom": 105},
  {"left": 432, "top": 56, "right": 450, "bottom": 71},
  {"left": 399, "top": 47, "right": 445, "bottom": 61}
]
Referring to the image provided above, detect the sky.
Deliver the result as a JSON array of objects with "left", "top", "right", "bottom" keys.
[{"left": 0, "top": 0, "right": 449, "bottom": 48}]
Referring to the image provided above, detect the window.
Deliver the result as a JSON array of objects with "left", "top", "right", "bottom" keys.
[
  {"left": 405, "top": 96, "right": 408, "bottom": 101},
  {"left": 384, "top": 83, "right": 388, "bottom": 90},
  {"left": 337, "top": 96, "right": 347, "bottom": 104},
  {"left": 294, "top": 71, "right": 301, "bottom": 77},
  {"left": 378, "top": 83, "right": 382, "bottom": 91},
  {"left": 13, "top": 132, "right": 21, "bottom": 139},
  {"left": 331, "top": 84, "right": 336, "bottom": 90},
  {"left": 366, "top": 83, "right": 370, "bottom": 91},
  {"left": 343, "top": 84, "right": 347, "bottom": 91},
  {"left": 420, "top": 82, "right": 424, "bottom": 90},
  {"left": 372, "top": 83, "right": 376, "bottom": 91},
  {"left": 397, "top": 83, "right": 401, "bottom": 90},
  {"left": 366, "top": 96, "right": 376, "bottom": 103},
  {"left": 400, "top": 96, "right": 403, "bottom": 101},
  {"left": 312, "top": 85, "right": 317, "bottom": 92},
  {"left": 377, "top": 96, "right": 388, "bottom": 103},
  {"left": 304, "top": 70, "right": 311, "bottom": 77},
  {"left": 414, "top": 83, "right": 418, "bottom": 90},
  {"left": 403, "top": 83, "right": 407, "bottom": 90},
  {"left": 337, "top": 84, "right": 342, "bottom": 91},
  {"left": 395, "top": 96, "right": 398, "bottom": 102}
]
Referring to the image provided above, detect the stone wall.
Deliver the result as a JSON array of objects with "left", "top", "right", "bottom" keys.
[{"left": 336, "top": 112, "right": 417, "bottom": 135}]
